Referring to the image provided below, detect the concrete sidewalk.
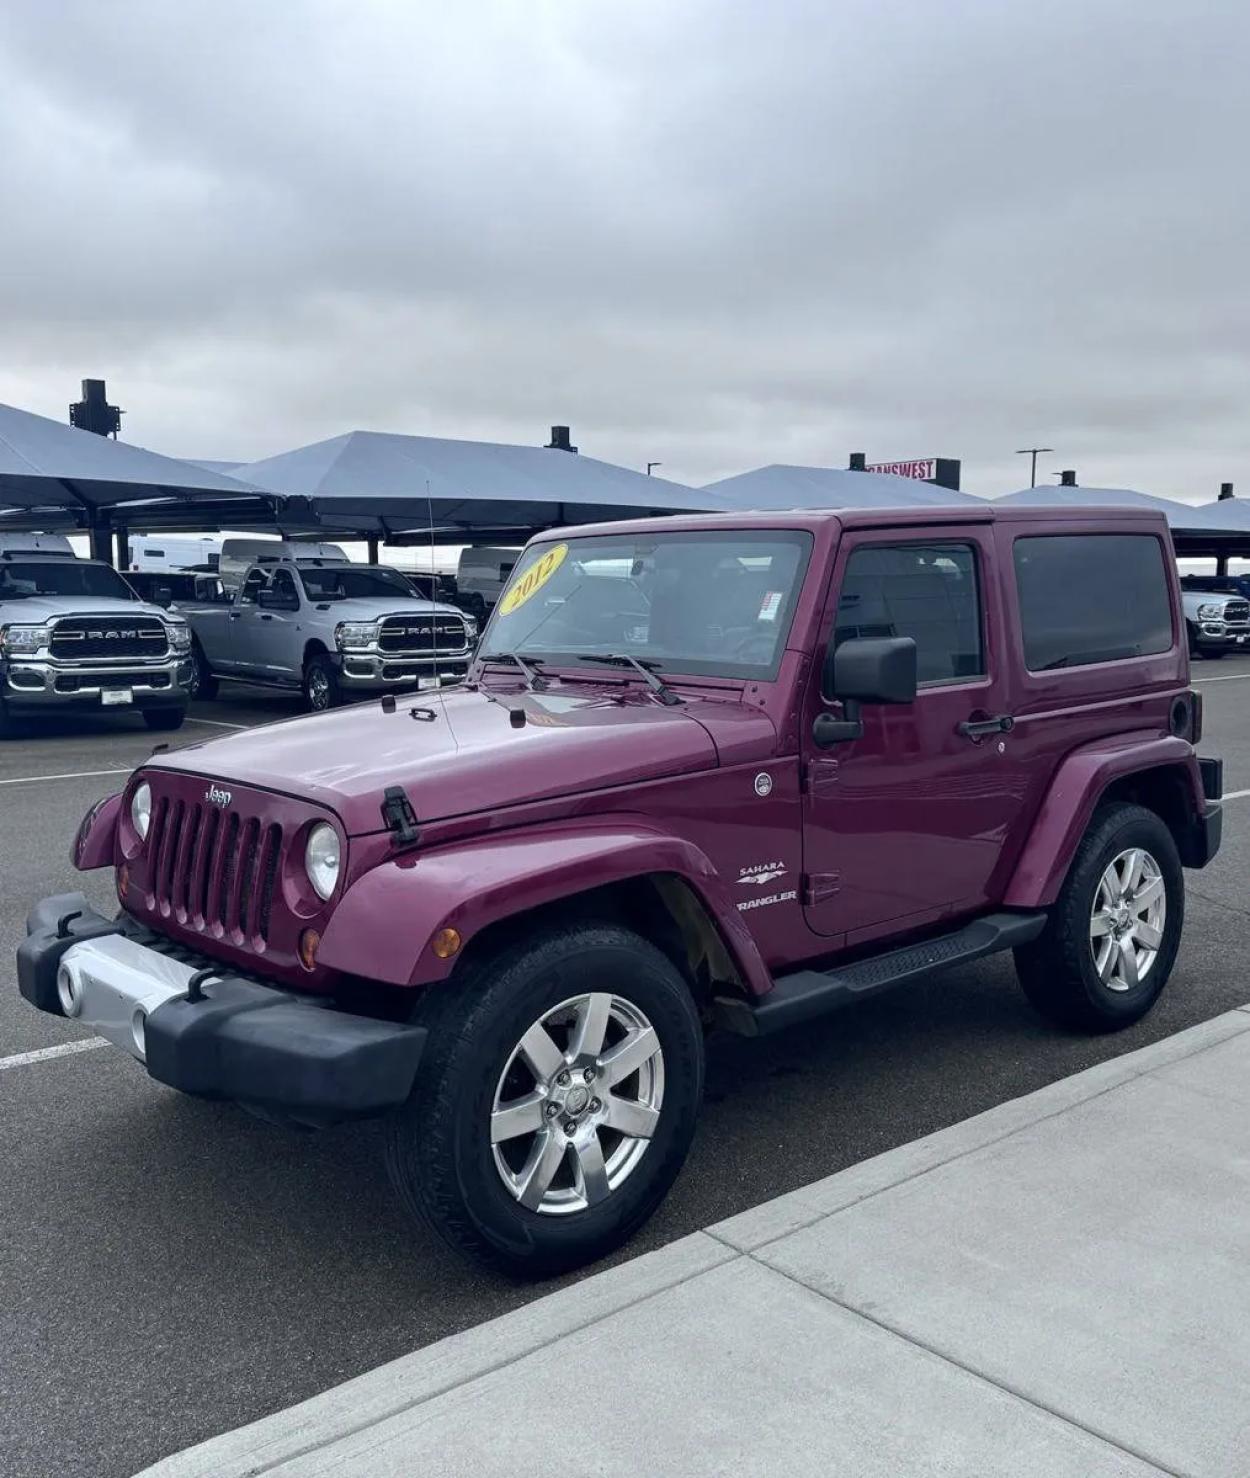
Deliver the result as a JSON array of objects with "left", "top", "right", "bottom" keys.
[{"left": 141, "top": 1009, "right": 1250, "bottom": 1478}]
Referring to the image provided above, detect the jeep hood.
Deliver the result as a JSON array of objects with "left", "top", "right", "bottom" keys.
[
  {"left": 0, "top": 595, "right": 169, "bottom": 623},
  {"left": 148, "top": 684, "right": 744, "bottom": 833}
]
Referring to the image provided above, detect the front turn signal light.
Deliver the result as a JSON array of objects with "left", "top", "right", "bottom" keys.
[{"left": 431, "top": 927, "right": 461, "bottom": 960}]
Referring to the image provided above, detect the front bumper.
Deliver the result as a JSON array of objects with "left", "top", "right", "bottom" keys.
[
  {"left": 335, "top": 650, "right": 471, "bottom": 690},
  {"left": 1194, "top": 622, "right": 1250, "bottom": 647},
  {"left": 3, "top": 657, "right": 192, "bottom": 711},
  {"left": 17, "top": 895, "right": 426, "bottom": 1127}
]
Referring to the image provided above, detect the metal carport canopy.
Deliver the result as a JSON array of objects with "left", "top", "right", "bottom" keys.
[
  {"left": 703, "top": 464, "right": 980, "bottom": 509},
  {"left": 228, "top": 430, "right": 720, "bottom": 544},
  {"left": 0, "top": 400, "right": 257, "bottom": 512}
]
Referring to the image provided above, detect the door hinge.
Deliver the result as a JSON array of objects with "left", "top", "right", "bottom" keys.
[
  {"left": 802, "top": 758, "right": 841, "bottom": 799},
  {"left": 803, "top": 872, "right": 841, "bottom": 905}
]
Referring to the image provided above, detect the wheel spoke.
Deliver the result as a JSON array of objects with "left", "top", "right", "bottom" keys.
[
  {"left": 1100, "top": 862, "right": 1124, "bottom": 906},
  {"left": 1123, "top": 849, "right": 1146, "bottom": 894},
  {"left": 518, "top": 1022, "right": 564, "bottom": 1084},
  {"left": 573, "top": 1131, "right": 610, "bottom": 1205},
  {"left": 1090, "top": 911, "right": 1116, "bottom": 938},
  {"left": 490, "top": 1092, "right": 546, "bottom": 1144},
  {"left": 1134, "top": 920, "right": 1163, "bottom": 951},
  {"left": 599, "top": 1025, "right": 661, "bottom": 1087},
  {"left": 568, "top": 992, "right": 613, "bottom": 1061},
  {"left": 515, "top": 1129, "right": 567, "bottom": 1209},
  {"left": 604, "top": 1094, "right": 661, "bottom": 1140},
  {"left": 1096, "top": 937, "right": 1117, "bottom": 982},
  {"left": 1132, "top": 875, "right": 1164, "bottom": 910},
  {"left": 1118, "top": 937, "right": 1140, "bottom": 989}
]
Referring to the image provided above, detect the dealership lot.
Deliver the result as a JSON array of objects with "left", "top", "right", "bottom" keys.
[{"left": 3, "top": 667, "right": 1250, "bottom": 1478}]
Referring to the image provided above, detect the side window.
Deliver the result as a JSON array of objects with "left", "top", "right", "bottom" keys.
[
  {"left": 239, "top": 568, "right": 267, "bottom": 605},
  {"left": 1013, "top": 535, "right": 1172, "bottom": 670},
  {"left": 270, "top": 569, "right": 298, "bottom": 606},
  {"left": 833, "top": 543, "right": 984, "bottom": 687}
]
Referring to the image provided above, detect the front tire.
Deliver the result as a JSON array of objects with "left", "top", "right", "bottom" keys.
[
  {"left": 1014, "top": 802, "right": 1183, "bottom": 1032},
  {"left": 384, "top": 922, "right": 704, "bottom": 1276},
  {"left": 188, "top": 641, "right": 218, "bottom": 701},
  {"left": 302, "top": 653, "right": 340, "bottom": 712}
]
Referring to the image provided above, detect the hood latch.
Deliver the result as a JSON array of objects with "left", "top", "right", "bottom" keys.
[{"left": 381, "top": 785, "right": 420, "bottom": 848}]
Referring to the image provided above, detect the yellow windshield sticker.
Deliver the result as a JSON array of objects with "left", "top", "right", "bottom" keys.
[{"left": 499, "top": 543, "right": 569, "bottom": 615}]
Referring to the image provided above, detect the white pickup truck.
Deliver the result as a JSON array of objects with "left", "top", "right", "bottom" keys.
[
  {"left": 0, "top": 538, "right": 193, "bottom": 734},
  {"left": 181, "top": 555, "right": 478, "bottom": 709}
]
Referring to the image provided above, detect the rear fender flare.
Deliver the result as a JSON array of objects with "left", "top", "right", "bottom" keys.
[
  {"left": 1002, "top": 734, "right": 1204, "bottom": 908},
  {"left": 318, "top": 820, "right": 773, "bottom": 993}
]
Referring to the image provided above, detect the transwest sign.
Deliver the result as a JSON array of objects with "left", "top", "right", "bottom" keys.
[{"left": 860, "top": 456, "right": 962, "bottom": 491}]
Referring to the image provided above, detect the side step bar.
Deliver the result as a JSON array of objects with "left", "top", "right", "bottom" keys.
[{"left": 718, "top": 911, "right": 1047, "bottom": 1038}]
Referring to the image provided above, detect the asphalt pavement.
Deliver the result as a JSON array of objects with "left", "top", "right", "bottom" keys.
[{"left": 3, "top": 665, "right": 1250, "bottom": 1478}]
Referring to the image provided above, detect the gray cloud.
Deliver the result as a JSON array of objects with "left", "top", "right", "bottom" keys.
[{"left": 2, "top": 0, "right": 1248, "bottom": 499}]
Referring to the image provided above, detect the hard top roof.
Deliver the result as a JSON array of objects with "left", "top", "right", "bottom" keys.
[{"left": 531, "top": 502, "right": 1172, "bottom": 543}]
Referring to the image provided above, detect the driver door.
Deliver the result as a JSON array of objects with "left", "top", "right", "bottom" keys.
[
  {"left": 800, "top": 527, "right": 1021, "bottom": 946},
  {"left": 250, "top": 567, "right": 302, "bottom": 681}
]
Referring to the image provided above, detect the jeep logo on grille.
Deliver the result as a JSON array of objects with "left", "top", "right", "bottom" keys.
[{"left": 205, "top": 784, "right": 232, "bottom": 807}]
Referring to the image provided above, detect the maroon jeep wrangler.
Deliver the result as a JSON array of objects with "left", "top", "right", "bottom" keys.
[{"left": 19, "top": 507, "right": 1222, "bottom": 1274}]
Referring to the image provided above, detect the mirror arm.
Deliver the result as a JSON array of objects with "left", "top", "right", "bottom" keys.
[{"left": 812, "top": 699, "right": 863, "bottom": 748}]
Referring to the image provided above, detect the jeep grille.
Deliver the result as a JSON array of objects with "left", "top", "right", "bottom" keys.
[
  {"left": 146, "top": 795, "right": 282, "bottom": 943},
  {"left": 50, "top": 615, "right": 167, "bottom": 660}
]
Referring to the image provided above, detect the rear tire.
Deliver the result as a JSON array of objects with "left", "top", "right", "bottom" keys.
[
  {"left": 384, "top": 922, "right": 704, "bottom": 1276},
  {"left": 303, "top": 653, "right": 340, "bottom": 712},
  {"left": 143, "top": 706, "right": 187, "bottom": 732},
  {"left": 1014, "top": 802, "right": 1183, "bottom": 1032}
]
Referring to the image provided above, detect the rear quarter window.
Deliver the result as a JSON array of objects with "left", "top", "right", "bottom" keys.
[{"left": 1013, "top": 533, "right": 1173, "bottom": 671}]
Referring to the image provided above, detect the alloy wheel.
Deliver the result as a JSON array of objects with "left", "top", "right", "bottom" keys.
[
  {"left": 490, "top": 992, "right": 665, "bottom": 1216},
  {"left": 1089, "top": 846, "right": 1167, "bottom": 992}
]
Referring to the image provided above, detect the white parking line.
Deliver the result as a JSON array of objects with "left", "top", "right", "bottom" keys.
[
  {"left": 0, "top": 1038, "right": 108, "bottom": 1071},
  {"left": 186, "top": 717, "right": 248, "bottom": 729},
  {"left": 0, "top": 766, "right": 131, "bottom": 787},
  {"left": 1223, "top": 788, "right": 1250, "bottom": 801},
  {"left": 1193, "top": 672, "right": 1250, "bottom": 684}
]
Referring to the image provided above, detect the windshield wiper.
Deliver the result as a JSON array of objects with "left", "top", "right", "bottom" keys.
[
  {"left": 479, "top": 650, "right": 547, "bottom": 690},
  {"left": 574, "top": 653, "right": 683, "bottom": 706}
]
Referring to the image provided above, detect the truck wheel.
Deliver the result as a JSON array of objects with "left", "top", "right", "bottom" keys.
[
  {"left": 143, "top": 706, "right": 187, "bottom": 732},
  {"left": 385, "top": 922, "right": 704, "bottom": 1275},
  {"left": 1014, "top": 802, "right": 1183, "bottom": 1032},
  {"left": 188, "top": 642, "right": 218, "bottom": 700},
  {"left": 303, "top": 654, "right": 340, "bottom": 712}
]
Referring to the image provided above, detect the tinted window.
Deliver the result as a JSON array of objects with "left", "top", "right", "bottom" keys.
[
  {"left": 240, "top": 569, "right": 266, "bottom": 605},
  {"left": 1013, "top": 535, "right": 1172, "bottom": 670},
  {"left": 833, "top": 543, "right": 983, "bottom": 686},
  {"left": 300, "top": 565, "right": 417, "bottom": 600},
  {"left": 270, "top": 569, "right": 299, "bottom": 604}
]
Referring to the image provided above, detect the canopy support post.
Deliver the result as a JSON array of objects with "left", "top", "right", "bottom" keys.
[
  {"left": 367, "top": 534, "right": 380, "bottom": 563},
  {"left": 115, "top": 524, "right": 130, "bottom": 570}
]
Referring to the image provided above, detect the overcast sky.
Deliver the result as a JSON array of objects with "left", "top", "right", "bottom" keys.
[{"left": 2, "top": 0, "right": 1248, "bottom": 499}]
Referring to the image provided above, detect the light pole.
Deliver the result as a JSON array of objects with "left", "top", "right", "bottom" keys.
[
  {"left": 646, "top": 462, "right": 661, "bottom": 476},
  {"left": 1016, "top": 447, "right": 1053, "bottom": 488}
]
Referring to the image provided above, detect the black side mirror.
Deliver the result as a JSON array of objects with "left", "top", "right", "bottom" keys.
[
  {"left": 153, "top": 585, "right": 173, "bottom": 609},
  {"left": 814, "top": 637, "right": 918, "bottom": 747}
]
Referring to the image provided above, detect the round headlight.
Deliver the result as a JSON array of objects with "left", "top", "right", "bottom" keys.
[
  {"left": 131, "top": 781, "right": 152, "bottom": 842},
  {"left": 305, "top": 822, "right": 341, "bottom": 901}
]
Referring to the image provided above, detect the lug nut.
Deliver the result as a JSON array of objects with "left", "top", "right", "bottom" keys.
[
  {"left": 583, "top": 1067, "right": 596, "bottom": 1083},
  {"left": 545, "top": 1102, "right": 559, "bottom": 1118},
  {"left": 557, "top": 1070, "right": 571, "bottom": 1087},
  {"left": 564, "top": 1120, "right": 577, "bottom": 1136},
  {"left": 590, "top": 1098, "right": 601, "bottom": 1113}
]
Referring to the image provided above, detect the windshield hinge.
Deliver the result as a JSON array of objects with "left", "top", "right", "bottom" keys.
[{"left": 381, "top": 785, "right": 420, "bottom": 848}]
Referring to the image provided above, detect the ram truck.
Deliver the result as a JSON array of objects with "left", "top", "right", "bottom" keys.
[
  {"left": 180, "top": 556, "right": 478, "bottom": 708},
  {"left": 19, "top": 506, "right": 1221, "bottom": 1274},
  {"left": 0, "top": 541, "right": 193, "bottom": 735}
]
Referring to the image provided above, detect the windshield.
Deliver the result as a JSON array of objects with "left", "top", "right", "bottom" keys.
[
  {"left": 483, "top": 530, "right": 812, "bottom": 679},
  {"left": 0, "top": 560, "right": 135, "bottom": 601},
  {"left": 299, "top": 565, "right": 420, "bottom": 601}
]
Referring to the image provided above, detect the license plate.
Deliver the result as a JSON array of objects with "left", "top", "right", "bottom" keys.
[{"left": 101, "top": 688, "right": 133, "bottom": 706}]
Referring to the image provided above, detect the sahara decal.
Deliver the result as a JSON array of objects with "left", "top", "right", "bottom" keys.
[{"left": 738, "top": 862, "right": 787, "bottom": 886}]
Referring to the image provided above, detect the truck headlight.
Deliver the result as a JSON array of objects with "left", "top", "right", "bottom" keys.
[
  {"left": 1197, "top": 603, "right": 1224, "bottom": 620},
  {"left": 167, "top": 622, "right": 192, "bottom": 653},
  {"left": 131, "top": 781, "right": 152, "bottom": 842},
  {"left": 335, "top": 622, "right": 380, "bottom": 651},
  {"left": 463, "top": 616, "right": 479, "bottom": 642},
  {"left": 1, "top": 623, "right": 52, "bottom": 656},
  {"left": 305, "top": 822, "right": 341, "bottom": 901}
]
